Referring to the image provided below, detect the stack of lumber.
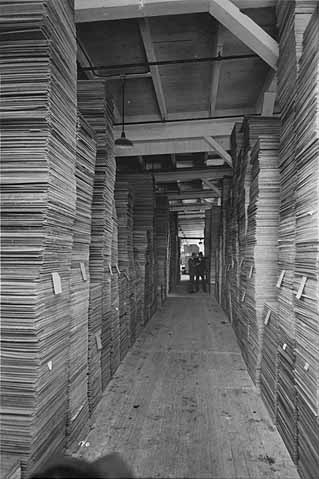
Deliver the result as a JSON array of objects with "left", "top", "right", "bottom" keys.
[
  {"left": 133, "top": 229, "right": 148, "bottom": 334},
  {"left": 118, "top": 273, "right": 130, "bottom": 360},
  {"left": 204, "top": 210, "right": 212, "bottom": 285},
  {"left": 67, "top": 114, "right": 96, "bottom": 451},
  {"left": 230, "top": 123, "right": 244, "bottom": 337},
  {"left": 114, "top": 180, "right": 136, "bottom": 347},
  {"left": 244, "top": 133, "right": 280, "bottom": 386},
  {"left": 155, "top": 195, "right": 170, "bottom": 305},
  {"left": 169, "top": 212, "right": 180, "bottom": 292},
  {"left": 220, "top": 178, "right": 232, "bottom": 315},
  {"left": 144, "top": 231, "right": 153, "bottom": 323},
  {"left": 210, "top": 207, "right": 222, "bottom": 299},
  {"left": 0, "top": 1, "right": 77, "bottom": 474},
  {"left": 119, "top": 173, "right": 156, "bottom": 329},
  {"left": 275, "top": 1, "right": 317, "bottom": 465},
  {"left": 260, "top": 302, "right": 279, "bottom": 424},
  {"left": 77, "top": 80, "right": 115, "bottom": 405},
  {"left": 237, "top": 146, "right": 252, "bottom": 362},
  {"left": 294, "top": 8, "right": 319, "bottom": 478},
  {"left": 110, "top": 203, "right": 120, "bottom": 376}
]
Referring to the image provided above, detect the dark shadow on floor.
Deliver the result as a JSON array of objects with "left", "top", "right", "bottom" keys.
[{"left": 169, "top": 281, "right": 209, "bottom": 297}]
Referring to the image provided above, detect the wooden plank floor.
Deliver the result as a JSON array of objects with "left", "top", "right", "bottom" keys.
[{"left": 78, "top": 282, "right": 300, "bottom": 479}]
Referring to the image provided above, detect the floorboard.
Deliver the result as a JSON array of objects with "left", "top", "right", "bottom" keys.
[{"left": 77, "top": 282, "right": 300, "bottom": 479}]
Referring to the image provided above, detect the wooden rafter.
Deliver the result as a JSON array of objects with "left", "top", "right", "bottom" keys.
[
  {"left": 170, "top": 204, "right": 212, "bottom": 212},
  {"left": 154, "top": 166, "right": 232, "bottom": 183},
  {"left": 203, "top": 136, "right": 232, "bottom": 167},
  {"left": 75, "top": 1, "right": 278, "bottom": 23},
  {"left": 209, "top": 0, "right": 279, "bottom": 70},
  {"left": 139, "top": 18, "right": 168, "bottom": 121},
  {"left": 114, "top": 117, "right": 237, "bottom": 142},
  {"left": 167, "top": 190, "right": 218, "bottom": 200},
  {"left": 115, "top": 136, "right": 230, "bottom": 157}
]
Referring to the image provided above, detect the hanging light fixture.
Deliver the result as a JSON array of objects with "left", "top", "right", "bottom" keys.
[{"left": 115, "top": 76, "right": 133, "bottom": 148}]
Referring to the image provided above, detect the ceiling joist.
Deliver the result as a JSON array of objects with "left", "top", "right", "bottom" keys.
[
  {"left": 114, "top": 117, "right": 237, "bottom": 142},
  {"left": 115, "top": 136, "right": 230, "bottom": 157},
  {"left": 170, "top": 204, "right": 212, "bottom": 212},
  {"left": 208, "top": 0, "right": 279, "bottom": 70},
  {"left": 75, "top": 0, "right": 277, "bottom": 23},
  {"left": 166, "top": 190, "right": 218, "bottom": 200},
  {"left": 154, "top": 166, "right": 231, "bottom": 183},
  {"left": 139, "top": 18, "right": 168, "bottom": 120}
]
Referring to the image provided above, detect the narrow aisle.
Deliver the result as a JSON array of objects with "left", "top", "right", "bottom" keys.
[{"left": 78, "top": 284, "right": 299, "bottom": 479}]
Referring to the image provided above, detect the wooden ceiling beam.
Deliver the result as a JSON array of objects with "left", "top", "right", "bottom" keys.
[
  {"left": 170, "top": 205, "right": 212, "bottom": 212},
  {"left": 256, "top": 69, "right": 277, "bottom": 115},
  {"left": 155, "top": 166, "right": 231, "bottom": 183},
  {"left": 167, "top": 190, "right": 218, "bottom": 200},
  {"left": 114, "top": 117, "right": 237, "bottom": 142},
  {"left": 75, "top": 1, "right": 277, "bottom": 23},
  {"left": 105, "top": 72, "right": 152, "bottom": 81},
  {"left": 115, "top": 136, "right": 230, "bottom": 157},
  {"left": 138, "top": 18, "right": 168, "bottom": 121},
  {"left": 209, "top": 0, "right": 279, "bottom": 70},
  {"left": 203, "top": 136, "right": 232, "bottom": 167}
]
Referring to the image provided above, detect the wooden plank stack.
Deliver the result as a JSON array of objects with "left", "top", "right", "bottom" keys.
[
  {"left": 110, "top": 203, "right": 121, "bottom": 375},
  {"left": 210, "top": 207, "right": 222, "bottom": 299},
  {"left": 77, "top": 80, "right": 116, "bottom": 405},
  {"left": 169, "top": 212, "right": 180, "bottom": 292},
  {"left": 114, "top": 180, "right": 137, "bottom": 347},
  {"left": 275, "top": 1, "right": 317, "bottom": 466},
  {"left": 260, "top": 302, "right": 279, "bottom": 424},
  {"left": 294, "top": 7, "right": 319, "bottom": 478},
  {"left": 244, "top": 133, "right": 280, "bottom": 386},
  {"left": 155, "top": 195, "right": 170, "bottom": 306},
  {"left": 230, "top": 123, "right": 244, "bottom": 339},
  {"left": 67, "top": 114, "right": 96, "bottom": 451},
  {"left": 118, "top": 173, "right": 156, "bottom": 329},
  {"left": 220, "top": 178, "right": 232, "bottom": 315},
  {"left": 0, "top": 0, "right": 77, "bottom": 474}
]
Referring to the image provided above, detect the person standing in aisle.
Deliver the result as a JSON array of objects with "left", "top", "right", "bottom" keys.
[
  {"left": 196, "top": 251, "right": 207, "bottom": 292},
  {"left": 188, "top": 252, "right": 198, "bottom": 293}
]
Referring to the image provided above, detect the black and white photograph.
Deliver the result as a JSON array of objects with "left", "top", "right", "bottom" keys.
[{"left": 1, "top": 0, "right": 318, "bottom": 478}]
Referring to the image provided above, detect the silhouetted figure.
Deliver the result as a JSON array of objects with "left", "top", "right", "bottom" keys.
[
  {"left": 196, "top": 252, "right": 207, "bottom": 292},
  {"left": 29, "top": 453, "right": 134, "bottom": 479},
  {"left": 188, "top": 252, "right": 199, "bottom": 293}
]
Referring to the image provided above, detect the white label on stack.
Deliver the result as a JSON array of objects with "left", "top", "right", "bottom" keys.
[
  {"left": 51, "top": 272, "right": 62, "bottom": 294},
  {"left": 80, "top": 262, "right": 87, "bottom": 281},
  {"left": 276, "top": 270, "right": 286, "bottom": 288}
]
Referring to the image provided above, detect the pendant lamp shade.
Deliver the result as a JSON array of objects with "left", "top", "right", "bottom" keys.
[
  {"left": 115, "top": 77, "right": 133, "bottom": 148},
  {"left": 115, "top": 131, "right": 133, "bottom": 147}
]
